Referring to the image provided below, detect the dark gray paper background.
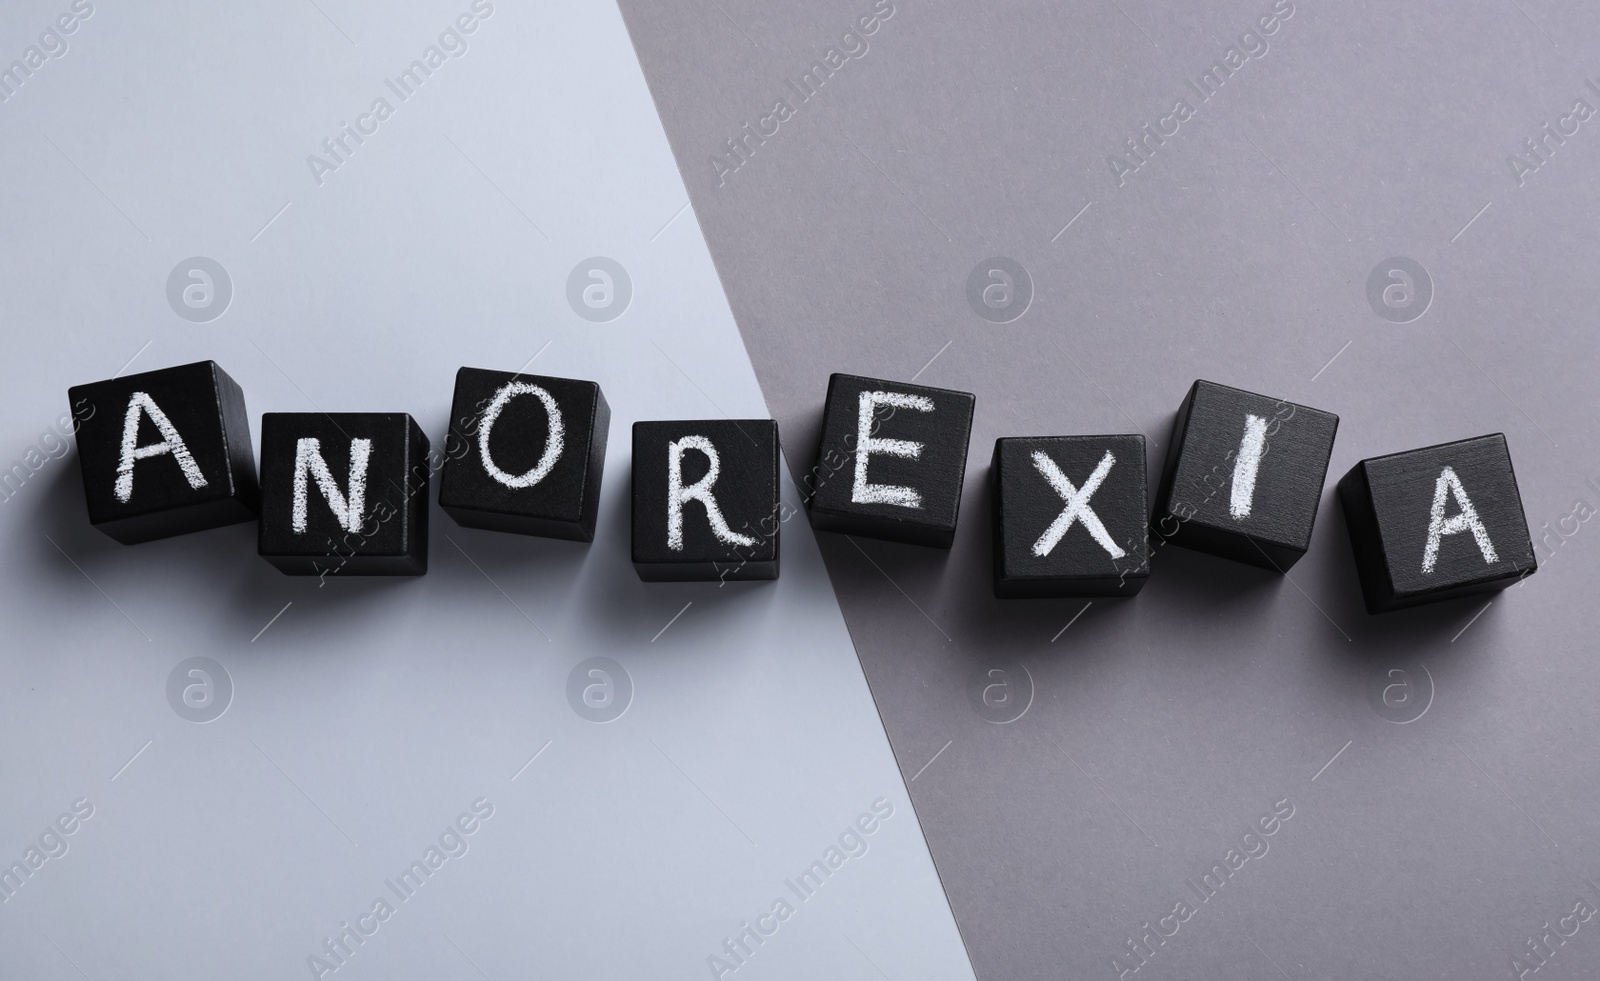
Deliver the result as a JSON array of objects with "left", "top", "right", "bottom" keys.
[{"left": 618, "top": 1, "right": 1600, "bottom": 978}]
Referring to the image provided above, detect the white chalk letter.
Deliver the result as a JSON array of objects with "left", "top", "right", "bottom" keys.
[
  {"left": 1031, "top": 450, "right": 1126, "bottom": 559},
  {"left": 292, "top": 437, "right": 372, "bottom": 534},
  {"left": 477, "top": 381, "right": 564, "bottom": 488},
  {"left": 114, "top": 392, "right": 208, "bottom": 502},
  {"left": 1229, "top": 414, "right": 1268, "bottom": 519},
  {"left": 667, "top": 435, "right": 757, "bottom": 550},
  {"left": 853, "top": 391, "right": 935, "bottom": 508},
  {"left": 1422, "top": 466, "right": 1498, "bottom": 573}
]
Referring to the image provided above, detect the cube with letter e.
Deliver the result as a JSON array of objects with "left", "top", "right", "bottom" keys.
[{"left": 807, "top": 373, "right": 975, "bottom": 548}]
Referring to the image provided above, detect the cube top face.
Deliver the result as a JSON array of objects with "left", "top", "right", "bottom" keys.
[
  {"left": 437, "top": 368, "right": 609, "bottom": 542},
  {"left": 258, "top": 413, "right": 429, "bottom": 575},
  {"left": 809, "top": 373, "right": 976, "bottom": 547},
  {"left": 993, "top": 434, "right": 1149, "bottom": 598},
  {"left": 1360, "top": 434, "right": 1536, "bottom": 601},
  {"left": 1159, "top": 379, "right": 1339, "bottom": 557},
  {"left": 632, "top": 420, "right": 779, "bottom": 581},
  {"left": 68, "top": 360, "right": 258, "bottom": 543}
]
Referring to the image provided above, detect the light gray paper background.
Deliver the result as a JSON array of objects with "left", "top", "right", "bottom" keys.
[
  {"left": 0, "top": 2, "right": 974, "bottom": 979},
  {"left": 617, "top": 1, "right": 1600, "bottom": 978}
]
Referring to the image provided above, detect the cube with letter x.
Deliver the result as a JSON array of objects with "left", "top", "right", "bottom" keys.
[
  {"left": 992, "top": 434, "right": 1149, "bottom": 598},
  {"left": 438, "top": 367, "right": 610, "bottom": 542},
  {"left": 1151, "top": 380, "right": 1339, "bottom": 571},
  {"left": 68, "top": 360, "right": 259, "bottom": 544},
  {"left": 1338, "top": 434, "right": 1536, "bottom": 613},
  {"left": 632, "top": 419, "right": 779, "bottom": 582},
  {"left": 258, "top": 412, "right": 430, "bottom": 576},
  {"left": 808, "top": 373, "right": 976, "bottom": 548}
]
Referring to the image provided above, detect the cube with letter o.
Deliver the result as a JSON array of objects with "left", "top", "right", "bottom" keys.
[{"left": 438, "top": 367, "right": 610, "bottom": 542}]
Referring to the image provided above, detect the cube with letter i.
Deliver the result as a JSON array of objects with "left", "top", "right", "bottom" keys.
[
  {"left": 807, "top": 373, "right": 976, "bottom": 548},
  {"left": 992, "top": 434, "right": 1150, "bottom": 598},
  {"left": 1338, "top": 434, "right": 1537, "bottom": 613},
  {"left": 438, "top": 368, "right": 610, "bottom": 542},
  {"left": 632, "top": 419, "right": 779, "bottom": 582},
  {"left": 258, "top": 413, "right": 430, "bottom": 576},
  {"left": 68, "top": 360, "right": 259, "bottom": 544},
  {"left": 1151, "top": 379, "right": 1339, "bottom": 571}
]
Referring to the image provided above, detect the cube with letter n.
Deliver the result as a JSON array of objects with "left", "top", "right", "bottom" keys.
[{"left": 258, "top": 412, "right": 429, "bottom": 576}]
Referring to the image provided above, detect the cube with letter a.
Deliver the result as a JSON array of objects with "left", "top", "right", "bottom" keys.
[
  {"left": 258, "top": 412, "right": 429, "bottom": 576},
  {"left": 68, "top": 360, "right": 259, "bottom": 544},
  {"left": 992, "top": 434, "right": 1149, "bottom": 598},
  {"left": 1151, "top": 379, "right": 1339, "bottom": 571},
  {"left": 808, "top": 373, "right": 976, "bottom": 548},
  {"left": 1339, "top": 434, "right": 1537, "bottom": 613}
]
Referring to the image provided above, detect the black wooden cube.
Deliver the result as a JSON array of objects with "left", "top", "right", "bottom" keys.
[
  {"left": 438, "top": 368, "right": 610, "bottom": 542},
  {"left": 632, "top": 420, "right": 779, "bottom": 582},
  {"left": 992, "top": 434, "right": 1149, "bottom": 598},
  {"left": 1151, "top": 380, "right": 1339, "bottom": 571},
  {"left": 258, "top": 413, "right": 429, "bottom": 576},
  {"left": 1339, "top": 434, "right": 1536, "bottom": 613},
  {"left": 807, "top": 373, "right": 975, "bottom": 548},
  {"left": 68, "top": 360, "right": 259, "bottom": 544}
]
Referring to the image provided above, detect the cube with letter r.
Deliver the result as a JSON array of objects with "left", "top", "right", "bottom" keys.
[
  {"left": 807, "top": 373, "right": 976, "bottom": 548},
  {"left": 258, "top": 412, "right": 429, "bottom": 576},
  {"left": 632, "top": 419, "right": 779, "bottom": 582},
  {"left": 68, "top": 360, "right": 259, "bottom": 544}
]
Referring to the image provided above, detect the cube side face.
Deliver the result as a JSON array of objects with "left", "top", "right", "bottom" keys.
[
  {"left": 212, "top": 365, "right": 261, "bottom": 515},
  {"left": 1337, "top": 462, "right": 1399, "bottom": 613},
  {"left": 635, "top": 557, "right": 778, "bottom": 583},
  {"left": 993, "top": 574, "right": 1146, "bottom": 599},
  {"left": 1150, "top": 380, "right": 1200, "bottom": 530},
  {"left": 809, "top": 508, "right": 958, "bottom": 548},
  {"left": 808, "top": 373, "right": 975, "bottom": 547},
  {"left": 257, "top": 413, "right": 430, "bottom": 576},
  {"left": 632, "top": 420, "right": 779, "bottom": 581},
  {"left": 1160, "top": 521, "right": 1305, "bottom": 571},
  {"left": 993, "top": 435, "right": 1149, "bottom": 598},
  {"left": 68, "top": 360, "right": 258, "bottom": 544},
  {"left": 437, "top": 368, "right": 608, "bottom": 542},
  {"left": 580, "top": 392, "right": 612, "bottom": 541},
  {"left": 1362, "top": 434, "right": 1536, "bottom": 605},
  {"left": 1154, "top": 379, "right": 1338, "bottom": 567}
]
